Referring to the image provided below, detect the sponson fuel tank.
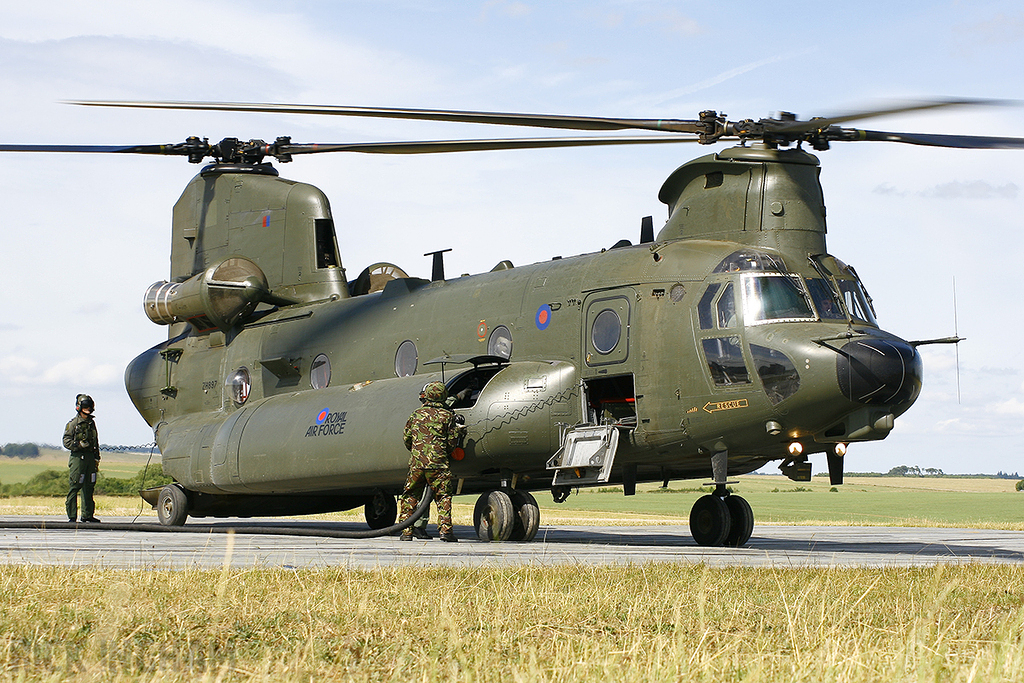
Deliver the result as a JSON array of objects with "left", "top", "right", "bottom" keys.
[{"left": 155, "top": 360, "right": 581, "bottom": 496}]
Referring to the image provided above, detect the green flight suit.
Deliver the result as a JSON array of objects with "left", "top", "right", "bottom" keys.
[{"left": 63, "top": 413, "right": 100, "bottom": 521}]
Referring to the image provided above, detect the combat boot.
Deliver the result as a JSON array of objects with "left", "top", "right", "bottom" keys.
[
  {"left": 440, "top": 532, "right": 458, "bottom": 543},
  {"left": 411, "top": 527, "right": 431, "bottom": 539}
]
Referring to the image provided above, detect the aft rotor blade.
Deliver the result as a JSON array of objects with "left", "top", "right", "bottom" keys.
[
  {"left": 283, "top": 135, "right": 703, "bottom": 155},
  {"left": 835, "top": 128, "right": 1024, "bottom": 149},
  {"left": 70, "top": 99, "right": 708, "bottom": 134},
  {"left": 769, "top": 98, "right": 1009, "bottom": 134}
]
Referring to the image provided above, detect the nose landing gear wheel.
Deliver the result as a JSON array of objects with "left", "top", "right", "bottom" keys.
[
  {"left": 364, "top": 490, "right": 398, "bottom": 530},
  {"left": 157, "top": 484, "right": 189, "bottom": 527},
  {"left": 473, "top": 489, "right": 515, "bottom": 541},
  {"left": 688, "top": 494, "right": 730, "bottom": 547},
  {"left": 508, "top": 490, "right": 540, "bottom": 542}
]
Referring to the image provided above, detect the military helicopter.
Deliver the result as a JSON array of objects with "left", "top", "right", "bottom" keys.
[{"left": 4, "top": 98, "right": 1022, "bottom": 546}]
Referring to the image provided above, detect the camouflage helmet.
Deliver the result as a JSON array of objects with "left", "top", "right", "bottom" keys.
[
  {"left": 420, "top": 381, "right": 447, "bottom": 403},
  {"left": 76, "top": 394, "right": 95, "bottom": 413}
]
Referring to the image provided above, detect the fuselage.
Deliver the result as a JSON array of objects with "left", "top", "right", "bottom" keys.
[{"left": 126, "top": 231, "right": 921, "bottom": 499}]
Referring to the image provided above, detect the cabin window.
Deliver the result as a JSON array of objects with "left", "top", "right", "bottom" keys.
[
  {"left": 395, "top": 340, "right": 418, "bottom": 377},
  {"left": 487, "top": 325, "right": 513, "bottom": 359},
  {"left": 314, "top": 218, "right": 340, "bottom": 269},
  {"left": 742, "top": 275, "right": 814, "bottom": 325},
  {"left": 227, "top": 367, "right": 251, "bottom": 405},
  {"left": 310, "top": 354, "right": 331, "bottom": 389},
  {"left": 750, "top": 344, "right": 800, "bottom": 404},
  {"left": 702, "top": 337, "right": 750, "bottom": 386},
  {"left": 591, "top": 309, "right": 622, "bottom": 355}
]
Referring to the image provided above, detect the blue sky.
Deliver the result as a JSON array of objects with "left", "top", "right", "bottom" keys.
[{"left": 0, "top": 1, "right": 1022, "bottom": 475}]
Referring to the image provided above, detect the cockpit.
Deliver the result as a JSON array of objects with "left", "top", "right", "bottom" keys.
[
  {"left": 697, "top": 249, "right": 877, "bottom": 329},
  {"left": 695, "top": 248, "right": 880, "bottom": 406}
]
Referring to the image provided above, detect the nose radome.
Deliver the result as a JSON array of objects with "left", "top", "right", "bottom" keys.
[{"left": 836, "top": 338, "right": 922, "bottom": 408}]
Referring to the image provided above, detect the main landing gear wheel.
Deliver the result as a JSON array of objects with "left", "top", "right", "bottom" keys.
[
  {"left": 364, "top": 490, "right": 398, "bottom": 530},
  {"left": 509, "top": 490, "right": 540, "bottom": 542},
  {"left": 688, "top": 494, "right": 730, "bottom": 547},
  {"left": 723, "top": 495, "right": 754, "bottom": 547},
  {"left": 157, "top": 484, "right": 189, "bottom": 526},
  {"left": 688, "top": 493, "right": 755, "bottom": 547},
  {"left": 473, "top": 489, "right": 515, "bottom": 541}
]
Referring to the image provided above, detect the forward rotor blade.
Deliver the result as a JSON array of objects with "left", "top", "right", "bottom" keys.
[
  {"left": 70, "top": 99, "right": 708, "bottom": 134},
  {"left": 282, "top": 135, "right": 703, "bottom": 155},
  {"left": 769, "top": 98, "right": 1009, "bottom": 134},
  {"left": 836, "top": 128, "right": 1024, "bottom": 149},
  {"left": 0, "top": 143, "right": 191, "bottom": 154}
]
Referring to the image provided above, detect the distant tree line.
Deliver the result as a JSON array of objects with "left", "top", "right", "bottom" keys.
[
  {"left": 1, "top": 443, "right": 40, "bottom": 458},
  {"left": 0, "top": 468, "right": 172, "bottom": 497},
  {"left": 818, "top": 466, "right": 1021, "bottom": 479}
]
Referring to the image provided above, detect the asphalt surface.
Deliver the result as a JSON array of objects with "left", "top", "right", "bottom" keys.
[{"left": 1, "top": 517, "right": 1022, "bottom": 569}]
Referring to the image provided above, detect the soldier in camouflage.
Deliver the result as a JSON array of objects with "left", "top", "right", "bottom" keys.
[
  {"left": 63, "top": 394, "right": 101, "bottom": 523},
  {"left": 399, "top": 381, "right": 461, "bottom": 542}
]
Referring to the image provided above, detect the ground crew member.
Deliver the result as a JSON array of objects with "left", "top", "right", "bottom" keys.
[
  {"left": 399, "top": 381, "right": 461, "bottom": 542},
  {"left": 63, "top": 394, "right": 101, "bottom": 523}
]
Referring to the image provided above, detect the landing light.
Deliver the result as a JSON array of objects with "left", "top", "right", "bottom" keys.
[
  {"left": 834, "top": 443, "right": 848, "bottom": 457},
  {"left": 788, "top": 442, "right": 804, "bottom": 456}
]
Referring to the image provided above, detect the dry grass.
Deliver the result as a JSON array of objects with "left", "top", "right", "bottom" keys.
[{"left": 0, "top": 563, "right": 1021, "bottom": 681}]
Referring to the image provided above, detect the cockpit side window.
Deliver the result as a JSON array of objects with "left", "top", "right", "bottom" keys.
[
  {"left": 838, "top": 280, "right": 878, "bottom": 325},
  {"left": 806, "top": 278, "right": 845, "bottom": 320},
  {"left": 702, "top": 337, "right": 750, "bottom": 386},
  {"left": 697, "top": 283, "right": 721, "bottom": 330},
  {"left": 717, "top": 282, "right": 737, "bottom": 329}
]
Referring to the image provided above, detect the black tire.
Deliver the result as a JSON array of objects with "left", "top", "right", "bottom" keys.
[
  {"left": 157, "top": 484, "right": 189, "bottom": 526},
  {"left": 473, "top": 489, "right": 515, "bottom": 542},
  {"left": 364, "top": 491, "right": 398, "bottom": 530},
  {"left": 689, "top": 494, "right": 730, "bottom": 546},
  {"left": 508, "top": 490, "right": 541, "bottom": 542},
  {"left": 723, "top": 495, "right": 754, "bottom": 547}
]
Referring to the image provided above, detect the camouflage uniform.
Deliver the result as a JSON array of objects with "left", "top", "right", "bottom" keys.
[
  {"left": 400, "top": 382, "right": 459, "bottom": 538},
  {"left": 63, "top": 405, "right": 100, "bottom": 522}
]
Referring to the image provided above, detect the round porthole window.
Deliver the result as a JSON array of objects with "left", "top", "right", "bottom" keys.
[
  {"left": 228, "top": 367, "right": 251, "bottom": 405},
  {"left": 487, "top": 325, "right": 513, "bottom": 359},
  {"left": 591, "top": 309, "right": 621, "bottom": 355},
  {"left": 395, "top": 340, "right": 418, "bottom": 377},
  {"left": 310, "top": 354, "right": 331, "bottom": 389}
]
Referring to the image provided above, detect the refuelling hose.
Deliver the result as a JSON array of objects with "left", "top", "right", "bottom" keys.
[{"left": 0, "top": 489, "right": 434, "bottom": 539}]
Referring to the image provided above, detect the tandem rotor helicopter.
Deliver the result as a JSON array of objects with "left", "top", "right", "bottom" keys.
[{"left": 5, "top": 98, "right": 1022, "bottom": 546}]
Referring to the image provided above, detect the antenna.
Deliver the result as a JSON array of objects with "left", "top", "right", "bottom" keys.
[{"left": 953, "top": 276, "right": 961, "bottom": 404}]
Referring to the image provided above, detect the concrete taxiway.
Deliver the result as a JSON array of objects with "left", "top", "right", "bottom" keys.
[{"left": 0, "top": 517, "right": 1022, "bottom": 569}]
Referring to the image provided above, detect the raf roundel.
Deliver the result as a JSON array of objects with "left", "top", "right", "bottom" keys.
[
  {"left": 316, "top": 408, "right": 330, "bottom": 425},
  {"left": 535, "top": 304, "right": 552, "bottom": 331}
]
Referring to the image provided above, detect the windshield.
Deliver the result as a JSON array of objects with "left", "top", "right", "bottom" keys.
[{"left": 742, "top": 274, "right": 815, "bottom": 325}]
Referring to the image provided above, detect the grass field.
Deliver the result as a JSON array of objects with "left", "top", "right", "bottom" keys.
[
  {"left": 0, "top": 448, "right": 158, "bottom": 485},
  {"left": 0, "top": 563, "right": 1021, "bottom": 682},
  {"left": 3, "top": 456, "right": 1024, "bottom": 681}
]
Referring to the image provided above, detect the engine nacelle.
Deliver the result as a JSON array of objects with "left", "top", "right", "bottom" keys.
[{"left": 144, "top": 256, "right": 269, "bottom": 330}]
